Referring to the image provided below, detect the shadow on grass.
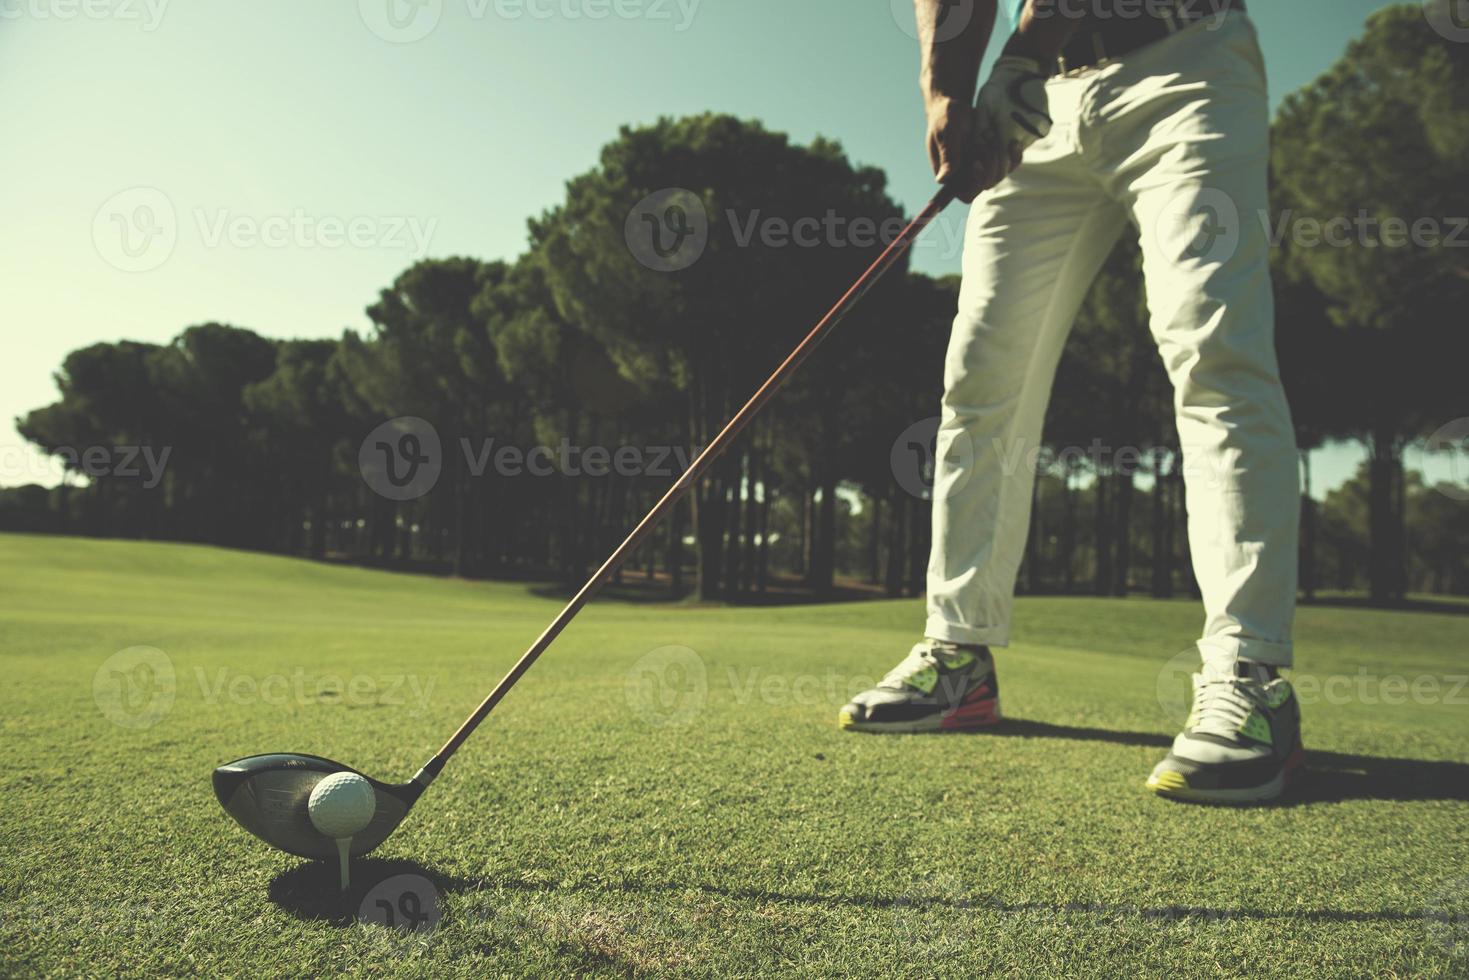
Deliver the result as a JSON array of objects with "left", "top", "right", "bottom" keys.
[
  {"left": 269, "top": 857, "right": 477, "bottom": 926},
  {"left": 263, "top": 803, "right": 1462, "bottom": 935},
  {"left": 302, "top": 871, "right": 1442, "bottom": 930},
  {"left": 988, "top": 719, "right": 1469, "bottom": 805}
]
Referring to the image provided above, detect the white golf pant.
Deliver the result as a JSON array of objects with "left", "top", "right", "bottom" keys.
[{"left": 925, "top": 11, "right": 1298, "bottom": 667}]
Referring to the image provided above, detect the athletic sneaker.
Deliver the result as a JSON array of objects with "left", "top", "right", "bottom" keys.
[
  {"left": 1147, "top": 660, "right": 1304, "bottom": 804},
  {"left": 838, "top": 640, "right": 1000, "bottom": 733}
]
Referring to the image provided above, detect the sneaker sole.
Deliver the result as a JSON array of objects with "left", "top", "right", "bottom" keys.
[
  {"left": 1146, "top": 743, "right": 1305, "bottom": 804},
  {"left": 837, "top": 699, "right": 1001, "bottom": 734}
]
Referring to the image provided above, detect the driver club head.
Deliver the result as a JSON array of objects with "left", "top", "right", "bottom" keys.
[{"left": 213, "top": 754, "right": 424, "bottom": 861}]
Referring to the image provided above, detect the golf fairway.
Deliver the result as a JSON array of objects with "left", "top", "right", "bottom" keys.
[{"left": 2, "top": 533, "right": 1466, "bottom": 977}]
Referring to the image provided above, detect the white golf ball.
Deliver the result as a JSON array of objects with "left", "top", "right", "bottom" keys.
[{"left": 307, "top": 772, "right": 376, "bottom": 839}]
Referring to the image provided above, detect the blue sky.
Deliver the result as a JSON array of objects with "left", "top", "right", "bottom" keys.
[{"left": 0, "top": 0, "right": 1440, "bottom": 494}]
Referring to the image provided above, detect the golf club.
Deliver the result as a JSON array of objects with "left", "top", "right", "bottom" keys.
[{"left": 213, "top": 184, "right": 958, "bottom": 876}]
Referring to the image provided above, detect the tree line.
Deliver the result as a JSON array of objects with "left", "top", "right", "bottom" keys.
[{"left": 6, "top": 5, "right": 1467, "bottom": 603}]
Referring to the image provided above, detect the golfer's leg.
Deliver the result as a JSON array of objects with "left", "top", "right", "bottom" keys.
[
  {"left": 926, "top": 154, "right": 1126, "bottom": 647},
  {"left": 1121, "top": 15, "right": 1299, "bottom": 669}
]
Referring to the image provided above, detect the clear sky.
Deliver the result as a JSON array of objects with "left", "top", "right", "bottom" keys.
[{"left": 0, "top": 0, "right": 1438, "bottom": 494}]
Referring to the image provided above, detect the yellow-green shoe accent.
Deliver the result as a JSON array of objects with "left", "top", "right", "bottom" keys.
[
  {"left": 903, "top": 648, "right": 975, "bottom": 696},
  {"left": 906, "top": 666, "right": 938, "bottom": 695},
  {"left": 1239, "top": 709, "right": 1272, "bottom": 745},
  {"left": 1147, "top": 769, "right": 1189, "bottom": 794}
]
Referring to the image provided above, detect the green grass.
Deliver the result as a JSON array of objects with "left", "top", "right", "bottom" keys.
[{"left": 2, "top": 532, "right": 1467, "bottom": 978}]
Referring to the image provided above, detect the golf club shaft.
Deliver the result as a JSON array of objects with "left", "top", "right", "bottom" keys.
[{"left": 415, "top": 185, "right": 957, "bottom": 784}]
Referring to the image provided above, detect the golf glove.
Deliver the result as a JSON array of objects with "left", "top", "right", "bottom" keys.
[{"left": 974, "top": 56, "right": 1053, "bottom": 157}]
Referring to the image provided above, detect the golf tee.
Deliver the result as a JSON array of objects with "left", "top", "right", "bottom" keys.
[{"left": 335, "top": 837, "right": 351, "bottom": 892}]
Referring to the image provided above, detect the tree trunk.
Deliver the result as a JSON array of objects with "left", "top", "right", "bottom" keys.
[
  {"left": 688, "top": 375, "right": 720, "bottom": 602},
  {"left": 1300, "top": 449, "right": 1316, "bottom": 603},
  {"left": 57, "top": 482, "right": 72, "bottom": 535},
  {"left": 668, "top": 498, "right": 685, "bottom": 597},
  {"left": 452, "top": 464, "right": 470, "bottom": 578},
  {"left": 741, "top": 449, "right": 759, "bottom": 594},
  {"left": 373, "top": 493, "right": 394, "bottom": 562},
  {"left": 885, "top": 493, "right": 907, "bottom": 598},
  {"left": 1093, "top": 470, "right": 1112, "bottom": 596},
  {"left": 812, "top": 476, "right": 837, "bottom": 597},
  {"left": 484, "top": 445, "right": 500, "bottom": 571},
  {"left": 1367, "top": 428, "right": 1401, "bottom": 605},
  {"left": 798, "top": 486, "right": 813, "bottom": 579},
  {"left": 756, "top": 483, "right": 771, "bottom": 593},
  {"left": 1177, "top": 467, "right": 1200, "bottom": 599},
  {"left": 723, "top": 469, "right": 743, "bottom": 600},
  {"left": 868, "top": 496, "right": 883, "bottom": 585},
  {"left": 1112, "top": 469, "right": 1134, "bottom": 597},
  {"left": 696, "top": 476, "right": 725, "bottom": 601},
  {"left": 563, "top": 413, "right": 583, "bottom": 583},
  {"left": 94, "top": 478, "right": 109, "bottom": 538},
  {"left": 908, "top": 493, "right": 926, "bottom": 597},
  {"left": 1061, "top": 464, "right": 1076, "bottom": 594},
  {"left": 644, "top": 494, "right": 657, "bottom": 580},
  {"left": 311, "top": 487, "right": 328, "bottom": 560},
  {"left": 1393, "top": 459, "right": 1407, "bottom": 601},
  {"left": 1023, "top": 476, "right": 1040, "bottom": 595},
  {"left": 609, "top": 471, "right": 624, "bottom": 587},
  {"left": 1150, "top": 450, "right": 1170, "bottom": 598}
]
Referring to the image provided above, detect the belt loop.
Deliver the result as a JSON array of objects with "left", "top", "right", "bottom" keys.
[{"left": 1092, "top": 32, "right": 1106, "bottom": 65}]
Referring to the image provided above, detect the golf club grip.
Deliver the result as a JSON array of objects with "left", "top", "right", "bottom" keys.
[{"left": 422, "top": 185, "right": 958, "bottom": 777}]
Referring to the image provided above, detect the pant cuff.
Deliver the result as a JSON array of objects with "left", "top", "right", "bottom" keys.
[
  {"left": 1197, "top": 635, "right": 1293, "bottom": 668},
  {"left": 925, "top": 616, "right": 1010, "bottom": 648}
]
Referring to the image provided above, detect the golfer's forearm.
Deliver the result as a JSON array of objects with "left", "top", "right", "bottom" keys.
[
  {"left": 1004, "top": 0, "right": 1087, "bottom": 64},
  {"left": 915, "top": 0, "right": 998, "bottom": 110}
]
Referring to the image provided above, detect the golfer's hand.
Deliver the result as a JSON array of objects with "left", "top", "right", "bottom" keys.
[
  {"left": 927, "top": 57, "right": 1053, "bottom": 202},
  {"left": 927, "top": 97, "right": 1001, "bottom": 204},
  {"left": 973, "top": 56, "right": 1053, "bottom": 176}
]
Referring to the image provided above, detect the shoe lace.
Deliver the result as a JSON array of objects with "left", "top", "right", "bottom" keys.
[
  {"left": 878, "top": 644, "right": 941, "bottom": 690},
  {"left": 1190, "top": 671, "right": 1265, "bottom": 739}
]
